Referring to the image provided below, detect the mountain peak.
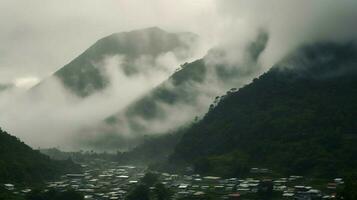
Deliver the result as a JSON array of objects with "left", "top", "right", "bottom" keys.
[{"left": 36, "top": 27, "right": 198, "bottom": 97}]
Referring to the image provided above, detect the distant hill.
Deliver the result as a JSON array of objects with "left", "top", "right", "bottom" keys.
[
  {"left": 171, "top": 42, "right": 357, "bottom": 178},
  {"left": 0, "top": 128, "right": 80, "bottom": 184},
  {"left": 37, "top": 27, "right": 198, "bottom": 97},
  {"left": 89, "top": 31, "right": 269, "bottom": 149}
]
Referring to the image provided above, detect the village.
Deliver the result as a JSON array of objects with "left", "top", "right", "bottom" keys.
[{"left": 3, "top": 159, "right": 343, "bottom": 200}]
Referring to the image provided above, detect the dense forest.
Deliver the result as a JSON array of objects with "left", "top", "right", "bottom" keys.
[
  {"left": 171, "top": 42, "right": 357, "bottom": 178},
  {"left": 0, "top": 128, "right": 81, "bottom": 184}
]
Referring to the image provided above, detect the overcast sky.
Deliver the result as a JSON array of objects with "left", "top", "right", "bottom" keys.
[
  {"left": 2, "top": 0, "right": 356, "bottom": 88},
  {"left": 0, "top": 0, "right": 217, "bottom": 87},
  {"left": 1, "top": 0, "right": 357, "bottom": 149}
]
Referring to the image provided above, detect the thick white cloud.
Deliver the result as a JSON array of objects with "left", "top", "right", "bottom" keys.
[
  {"left": 14, "top": 76, "right": 40, "bottom": 89},
  {"left": 1, "top": 0, "right": 357, "bottom": 150},
  {"left": 216, "top": 0, "right": 357, "bottom": 67}
]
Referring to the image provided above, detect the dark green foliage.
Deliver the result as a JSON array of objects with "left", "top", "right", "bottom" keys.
[
  {"left": 126, "top": 173, "right": 172, "bottom": 200},
  {"left": 337, "top": 175, "right": 357, "bottom": 200},
  {"left": 0, "top": 128, "right": 81, "bottom": 184},
  {"left": 154, "top": 183, "right": 172, "bottom": 200},
  {"left": 171, "top": 42, "right": 357, "bottom": 178},
  {"left": 258, "top": 180, "right": 273, "bottom": 200},
  {"left": 126, "top": 184, "right": 150, "bottom": 200},
  {"left": 193, "top": 151, "right": 250, "bottom": 177},
  {"left": 141, "top": 173, "right": 159, "bottom": 187}
]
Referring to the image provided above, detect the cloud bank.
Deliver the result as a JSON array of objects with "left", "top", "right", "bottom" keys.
[{"left": 0, "top": 0, "right": 356, "bottom": 150}]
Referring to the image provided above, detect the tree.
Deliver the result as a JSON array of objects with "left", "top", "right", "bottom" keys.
[
  {"left": 141, "top": 173, "right": 159, "bottom": 187},
  {"left": 258, "top": 180, "right": 273, "bottom": 200},
  {"left": 337, "top": 176, "right": 357, "bottom": 200},
  {"left": 155, "top": 183, "right": 172, "bottom": 200},
  {"left": 126, "top": 184, "right": 150, "bottom": 200}
]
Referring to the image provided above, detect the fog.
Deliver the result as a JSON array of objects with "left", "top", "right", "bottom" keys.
[
  {"left": 0, "top": 37, "right": 201, "bottom": 149},
  {"left": 216, "top": 0, "right": 357, "bottom": 68},
  {"left": 0, "top": 0, "right": 356, "bottom": 150},
  {"left": 80, "top": 30, "right": 269, "bottom": 151},
  {"left": 0, "top": 0, "right": 216, "bottom": 84}
]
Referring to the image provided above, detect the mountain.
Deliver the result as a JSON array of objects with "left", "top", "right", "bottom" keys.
[
  {"left": 86, "top": 31, "right": 269, "bottom": 149},
  {"left": 37, "top": 27, "right": 198, "bottom": 97},
  {"left": 0, "top": 128, "right": 80, "bottom": 184},
  {"left": 170, "top": 42, "right": 357, "bottom": 178}
]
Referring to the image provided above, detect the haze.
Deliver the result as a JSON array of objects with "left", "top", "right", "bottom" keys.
[{"left": 0, "top": 0, "right": 356, "bottom": 150}]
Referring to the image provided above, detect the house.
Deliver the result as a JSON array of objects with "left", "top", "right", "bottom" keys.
[
  {"left": 4, "top": 184, "right": 14, "bottom": 191},
  {"left": 327, "top": 183, "right": 337, "bottom": 190},
  {"left": 227, "top": 193, "right": 240, "bottom": 200},
  {"left": 250, "top": 168, "right": 270, "bottom": 174},
  {"left": 178, "top": 184, "right": 189, "bottom": 190},
  {"left": 203, "top": 176, "right": 221, "bottom": 181},
  {"left": 129, "top": 180, "right": 138, "bottom": 184},
  {"left": 21, "top": 189, "right": 31, "bottom": 193},
  {"left": 274, "top": 185, "right": 287, "bottom": 191},
  {"left": 193, "top": 191, "right": 205, "bottom": 196},
  {"left": 282, "top": 192, "right": 294, "bottom": 199},
  {"left": 334, "top": 178, "right": 344, "bottom": 184},
  {"left": 66, "top": 174, "right": 85, "bottom": 178}
]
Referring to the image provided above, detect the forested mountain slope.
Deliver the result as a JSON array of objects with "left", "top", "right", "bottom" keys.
[
  {"left": 171, "top": 42, "right": 357, "bottom": 178},
  {"left": 93, "top": 31, "right": 269, "bottom": 149},
  {"left": 0, "top": 128, "right": 80, "bottom": 183}
]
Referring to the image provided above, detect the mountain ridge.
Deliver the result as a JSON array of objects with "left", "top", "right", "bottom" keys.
[
  {"left": 34, "top": 27, "right": 199, "bottom": 97},
  {"left": 0, "top": 127, "right": 80, "bottom": 184},
  {"left": 81, "top": 31, "right": 269, "bottom": 149},
  {"left": 170, "top": 41, "right": 357, "bottom": 178}
]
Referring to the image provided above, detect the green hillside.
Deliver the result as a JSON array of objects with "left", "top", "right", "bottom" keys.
[
  {"left": 0, "top": 128, "right": 81, "bottom": 184},
  {"left": 171, "top": 42, "right": 357, "bottom": 178}
]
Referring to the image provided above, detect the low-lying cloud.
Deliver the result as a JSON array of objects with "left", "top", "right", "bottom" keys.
[
  {"left": 0, "top": 0, "right": 356, "bottom": 150},
  {"left": 216, "top": 0, "right": 357, "bottom": 68},
  {"left": 0, "top": 41, "right": 201, "bottom": 150}
]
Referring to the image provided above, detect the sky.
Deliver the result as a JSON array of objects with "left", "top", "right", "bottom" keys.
[
  {"left": 2, "top": 0, "right": 357, "bottom": 87},
  {"left": 0, "top": 0, "right": 357, "bottom": 150},
  {"left": 0, "top": 0, "right": 217, "bottom": 86}
]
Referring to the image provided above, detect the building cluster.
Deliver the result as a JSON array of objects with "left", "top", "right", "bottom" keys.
[
  {"left": 2, "top": 183, "right": 32, "bottom": 196},
  {"left": 46, "top": 159, "right": 146, "bottom": 200},
  {"left": 2, "top": 161, "right": 345, "bottom": 200},
  {"left": 155, "top": 171, "right": 342, "bottom": 200}
]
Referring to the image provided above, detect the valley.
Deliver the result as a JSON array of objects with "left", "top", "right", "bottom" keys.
[
  {"left": 1, "top": 1, "right": 357, "bottom": 199},
  {"left": 2, "top": 157, "right": 345, "bottom": 200}
]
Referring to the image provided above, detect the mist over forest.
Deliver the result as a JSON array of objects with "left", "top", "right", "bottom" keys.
[
  {"left": 1, "top": 0, "right": 356, "bottom": 151},
  {"left": 1, "top": 1, "right": 357, "bottom": 199}
]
